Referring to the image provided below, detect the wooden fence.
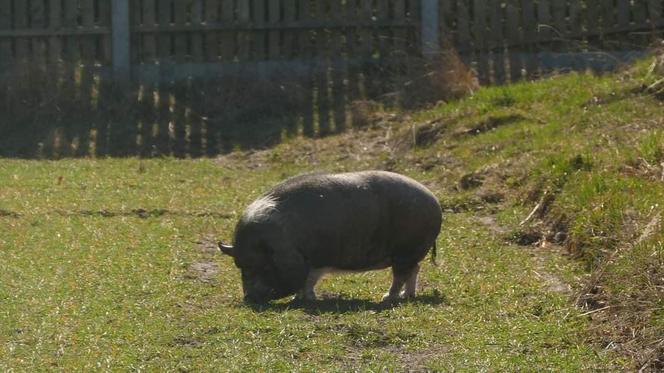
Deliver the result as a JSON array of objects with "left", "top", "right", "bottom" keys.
[
  {"left": 1, "top": 1, "right": 663, "bottom": 83},
  {"left": 0, "top": 0, "right": 112, "bottom": 68},
  {"left": 0, "top": 0, "right": 423, "bottom": 82},
  {"left": 1, "top": 1, "right": 664, "bottom": 159},
  {"left": 437, "top": 0, "right": 664, "bottom": 83}
]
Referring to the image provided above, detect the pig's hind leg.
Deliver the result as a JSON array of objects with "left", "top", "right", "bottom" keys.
[
  {"left": 402, "top": 264, "right": 420, "bottom": 299},
  {"left": 382, "top": 264, "right": 418, "bottom": 302}
]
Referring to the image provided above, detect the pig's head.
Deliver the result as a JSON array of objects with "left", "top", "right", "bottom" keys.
[{"left": 219, "top": 224, "right": 308, "bottom": 303}]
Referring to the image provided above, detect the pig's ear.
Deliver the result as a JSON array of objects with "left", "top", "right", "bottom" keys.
[{"left": 218, "top": 242, "right": 235, "bottom": 257}]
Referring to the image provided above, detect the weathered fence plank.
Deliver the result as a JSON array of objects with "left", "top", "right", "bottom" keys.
[
  {"left": 490, "top": 0, "right": 506, "bottom": 83},
  {"left": 252, "top": 0, "right": 267, "bottom": 61},
  {"left": 14, "top": 0, "right": 29, "bottom": 62},
  {"left": 81, "top": 0, "right": 97, "bottom": 64},
  {"left": 650, "top": 0, "right": 663, "bottom": 26},
  {"left": 0, "top": 0, "right": 660, "bottom": 85},
  {"left": 268, "top": 0, "right": 281, "bottom": 59},
  {"left": 173, "top": 0, "right": 188, "bottom": 63},
  {"left": 157, "top": 0, "right": 173, "bottom": 61},
  {"left": 190, "top": 0, "right": 204, "bottom": 63},
  {"left": 0, "top": 0, "right": 11, "bottom": 67},
  {"left": 282, "top": 0, "right": 296, "bottom": 59},
  {"left": 237, "top": 0, "right": 250, "bottom": 61},
  {"left": 505, "top": 0, "right": 523, "bottom": 81},
  {"left": 220, "top": 0, "right": 235, "bottom": 62},
  {"left": 537, "top": 0, "right": 552, "bottom": 41},
  {"left": 141, "top": 0, "right": 158, "bottom": 63}
]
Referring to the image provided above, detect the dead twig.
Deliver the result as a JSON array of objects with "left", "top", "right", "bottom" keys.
[
  {"left": 578, "top": 306, "right": 612, "bottom": 317},
  {"left": 520, "top": 191, "right": 549, "bottom": 226}
]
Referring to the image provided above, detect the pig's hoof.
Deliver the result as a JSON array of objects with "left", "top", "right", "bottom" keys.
[
  {"left": 381, "top": 293, "right": 400, "bottom": 303},
  {"left": 400, "top": 290, "right": 416, "bottom": 300},
  {"left": 295, "top": 291, "right": 317, "bottom": 302}
]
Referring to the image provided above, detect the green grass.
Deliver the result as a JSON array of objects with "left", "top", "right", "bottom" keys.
[
  {"left": 0, "top": 161, "right": 621, "bottom": 371},
  {"left": 2, "top": 56, "right": 664, "bottom": 370}
]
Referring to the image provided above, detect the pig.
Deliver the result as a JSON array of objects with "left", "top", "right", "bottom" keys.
[{"left": 218, "top": 171, "right": 442, "bottom": 303}]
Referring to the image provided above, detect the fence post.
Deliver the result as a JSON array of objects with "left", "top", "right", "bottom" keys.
[
  {"left": 111, "top": 0, "right": 130, "bottom": 82},
  {"left": 421, "top": 0, "right": 440, "bottom": 58}
]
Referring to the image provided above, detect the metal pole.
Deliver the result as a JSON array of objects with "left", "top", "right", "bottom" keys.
[
  {"left": 111, "top": 0, "right": 131, "bottom": 82},
  {"left": 421, "top": 0, "right": 440, "bottom": 58}
]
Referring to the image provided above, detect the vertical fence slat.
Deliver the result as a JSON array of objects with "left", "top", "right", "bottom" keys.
[
  {"left": 190, "top": 0, "right": 204, "bottom": 63},
  {"left": 472, "top": 0, "right": 489, "bottom": 83},
  {"left": 174, "top": 0, "right": 187, "bottom": 63},
  {"left": 130, "top": 0, "right": 142, "bottom": 63},
  {"left": 455, "top": 0, "right": 471, "bottom": 52},
  {"left": 63, "top": 0, "right": 81, "bottom": 63},
  {"left": 0, "top": 0, "right": 11, "bottom": 67},
  {"left": 318, "top": 2, "right": 332, "bottom": 62},
  {"left": 601, "top": 0, "right": 616, "bottom": 34},
  {"left": 14, "top": 0, "right": 29, "bottom": 63},
  {"left": 536, "top": 0, "right": 552, "bottom": 42},
  {"left": 393, "top": 0, "right": 407, "bottom": 56},
  {"left": 141, "top": 0, "right": 157, "bottom": 64},
  {"left": 252, "top": 0, "right": 267, "bottom": 61},
  {"left": 98, "top": 1, "right": 112, "bottom": 65},
  {"left": 329, "top": 0, "right": 344, "bottom": 60},
  {"left": 567, "top": 0, "right": 582, "bottom": 36},
  {"left": 359, "top": 0, "right": 374, "bottom": 58},
  {"left": 376, "top": 0, "right": 389, "bottom": 59},
  {"left": 81, "top": 0, "right": 96, "bottom": 64},
  {"left": 552, "top": 0, "right": 567, "bottom": 38},
  {"left": 237, "top": 0, "right": 250, "bottom": 61},
  {"left": 438, "top": 0, "right": 452, "bottom": 38},
  {"left": 521, "top": 0, "right": 539, "bottom": 78},
  {"left": 632, "top": 0, "right": 650, "bottom": 45},
  {"left": 633, "top": 0, "right": 649, "bottom": 27},
  {"left": 29, "top": 0, "right": 48, "bottom": 66},
  {"left": 47, "top": 0, "right": 63, "bottom": 65},
  {"left": 157, "top": 0, "right": 173, "bottom": 62},
  {"left": 204, "top": 0, "right": 219, "bottom": 62},
  {"left": 505, "top": 0, "right": 523, "bottom": 81},
  {"left": 268, "top": 0, "right": 281, "bottom": 59},
  {"left": 617, "top": 0, "right": 631, "bottom": 29},
  {"left": 220, "top": 0, "right": 235, "bottom": 62},
  {"left": 281, "top": 0, "right": 296, "bottom": 59},
  {"left": 585, "top": 0, "right": 600, "bottom": 37},
  {"left": 490, "top": 0, "right": 505, "bottom": 83},
  {"left": 649, "top": 0, "right": 663, "bottom": 27}
]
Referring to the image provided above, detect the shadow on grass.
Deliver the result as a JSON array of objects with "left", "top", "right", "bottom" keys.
[
  {"left": 246, "top": 290, "right": 448, "bottom": 315},
  {"left": 0, "top": 62, "right": 402, "bottom": 159}
]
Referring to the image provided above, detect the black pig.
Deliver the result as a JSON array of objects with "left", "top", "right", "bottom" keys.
[{"left": 219, "top": 171, "right": 442, "bottom": 303}]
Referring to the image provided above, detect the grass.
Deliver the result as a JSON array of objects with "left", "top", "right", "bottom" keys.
[{"left": 2, "top": 55, "right": 664, "bottom": 371}]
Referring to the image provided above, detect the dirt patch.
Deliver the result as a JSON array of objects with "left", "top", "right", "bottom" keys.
[
  {"left": 508, "top": 229, "right": 543, "bottom": 246},
  {"left": 186, "top": 261, "right": 220, "bottom": 283},
  {"left": 0, "top": 209, "right": 21, "bottom": 218},
  {"left": 196, "top": 236, "right": 223, "bottom": 255},
  {"left": 476, "top": 215, "right": 509, "bottom": 235},
  {"left": 170, "top": 335, "right": 203, "bottom": 348},
  {"left": 458, "top": 172, "right": 485, "bottom": 190}
]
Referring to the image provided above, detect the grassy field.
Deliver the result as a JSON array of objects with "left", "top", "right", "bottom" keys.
[{"left": 2, "top": 56, "right": 663, "bottom": 371}]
